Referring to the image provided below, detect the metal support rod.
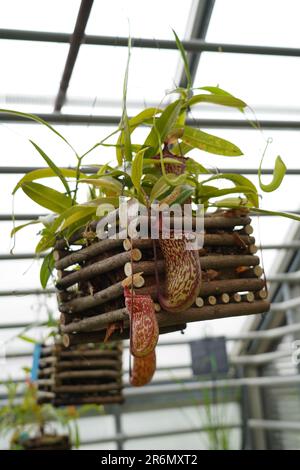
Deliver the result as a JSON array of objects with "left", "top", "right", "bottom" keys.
[
  {"left": 2, "top": 210, "right": 300, "bottom": 222},
  {"left": 54, "top": 0, "right": 94, "bottom": 111},
  {"left": 80, "top": 423, "right": 241, "bottom": 446},
  {"left": 248, "top": 419, "right": 300, "bottom": 432},
  {"left": 1, "top": 29, "right": 300, "bottom": 57},
  {"left": 0, "top": 112, "right": 299, "bottom": 129},
  {"left": 179, "top": 0, "right": 215, "bottom": 87},
  {"left": 1, "top": 166, "right": 300, "bottom": 176}
]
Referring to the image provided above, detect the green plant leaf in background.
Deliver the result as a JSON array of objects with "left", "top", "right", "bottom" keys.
[
  {"left": 10, "top": 219, "right": 41, "bottom": 237},
  {"left": 202, "top": 173, "right": 259, "bottom": 207},
  {"left": 18, "top": 334, "right": 38, "bottom": 344},
  {"left": 13, "top": 168, "right": 84, "bottom": 194},
  {"left": 172, "top": 29, "right": 192, "bottom": 90},
  {"left": 0, "top": 108, "right": 78, "bottom": 156},
  {"left": 21, "top": 182, "right": 73, "bottom": 213},
  {"left": 189, "top": 93, "right": 247, "bottom": 109},
  {"left": 40, "top": 251, "right": 55, "bottom": 289},
  {"left": 116, "top": 108, "right": 162, "bottom": 165},
  {"left": 259, "top": 154, "right": 286, "bottom": 192},
  {"left": 131, "top": 147, "right": 149, "bottom": 193},
  {"left": 29, "top": 141, "right": 71, "bottom": 197},
  {"left": 79, "top": 176, "right": 123, "bottom": 195},
  {"left": 182, "top": 126, "right": 243, "bottom": 156}
]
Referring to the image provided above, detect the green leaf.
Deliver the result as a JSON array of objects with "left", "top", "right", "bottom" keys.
[
  {"left": 189, "top": 93, "right": 247, "bottom": 109},
  {"left": 186, "top": 158, "right": 210, "bottom": 175},
  {"left": 10, "top": 219, "right": 41, "bottom": 237},
  {"left": 29, "top": 141, "right": 71, "bottom": 196},
  {"left": 172, "top": 29, "right": 191, "bottom": 89},
  {"left": 182, "top": 126, "right": 243, "bottom": 156},
  {"left": 259, "top": 155, "right": 286, "bottom": 192},
  {"left": 0, "top": 108, "right": 77, "bottom": 155},
  {"left": 131, "top": 147, "right": 148, "bottom": 192},
  {"left": 13, "top": 168, "right": 84, "bottom": 194},
  {"left": 144, "top": 100, "right": 183, "bottom": 158},
  {"left": 18, "top": 334, "right": 38, "bottom": 344},
  {"left": 203, "top": 173, "right": 259, "bottom": 207},
  {"left": 211, "top": 199, "right": 300, "bottom": 222},
  {"left": 21, "top": 182, "right": 73, "bottom": 213},
  {"left": 150, "top": 175, "right": 172, "bottom": 202},
  {"left": 116, "top": 108, "right": 162, "bottom": 165},
  {"left": 40, "top": 251, "right": 55, "bottom": 289},
  {"left": 197, "top": 86, "right": 247, "bottom": 109},
  {"left": 59, "top": 206, "right": 96, "bottom": 232},
  {"left": 172, "top": 141, "right": 194, "bottom": 156},
  {"left": 200, "top": 185, "right": 258, "bottom": 202},
  {"left": 170, "top": 186, "right": 194, "bottom": 206},
  {"left": 79, "top": 176, "right": 123, "bottom": 195}
]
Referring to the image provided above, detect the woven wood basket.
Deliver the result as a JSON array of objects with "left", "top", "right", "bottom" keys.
[
  {"left": 54, "top": 211, "right": 270, "bottom": 347},
  {"left": 36, "top": 342, "right": 124, "bottom": 406}
]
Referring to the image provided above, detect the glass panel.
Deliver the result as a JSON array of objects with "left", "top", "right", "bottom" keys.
[
  {"left": 0, "top": 0, "right": 81, "bottom": 33},
  {"left": 65, "top": 45, "right": 180, "bottom": 115},
  {"left": 86, "top": 0, "right": 193, "bottom": 39},
  {"left": 0, "top": 40, "right": 69, "bottom": 112},
  {"left": 207, "top": 0, "right": 300, "bottom": 48}
]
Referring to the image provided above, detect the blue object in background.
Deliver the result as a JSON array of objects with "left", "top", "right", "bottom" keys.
[{"left": 30, "top": 343, "right": 42, "bottom": 382}]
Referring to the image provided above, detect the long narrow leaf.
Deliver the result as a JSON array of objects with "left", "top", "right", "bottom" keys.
[
  {"left": 172, "top": 29, "right": 191, "bottom": 89},
  {"left": 13, "top": 168, "right": 84, "bottom": 194},
  {"left": 21, "top": 182, "right": 72, "bottom": 213},
  {"left": 30, "top": 141, "right": 71, "bottom": 197},
  {"left": 182, "top": 126, "right": 243, "bottom": 156}
]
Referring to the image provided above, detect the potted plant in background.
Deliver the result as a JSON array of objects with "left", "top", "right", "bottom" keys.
[
  {"left": 5, "top": 32, "right": 299, "bottom": 387},
  {"left": 0, "top": 379, "right": 94, "bottom": 450}
]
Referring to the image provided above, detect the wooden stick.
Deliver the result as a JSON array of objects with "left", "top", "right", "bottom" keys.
[
  {"left": 255, "top": 289, "right": 268, "bottom": 300},
  {"left": 154, "top": 302, "right": 161, "bottom": 312},
  {"left": 242, "top": 292, "right": 255, "bottom": 303},
  {"left": 55, "top": 238, "right": 124, "bottom": 270},
  {"left": 57, "top": 370, "right": 120, "bottom": 379},
  {"left": 125, "top": 255, "right": 260, "bottom": 277},
  {"left": 56, "top": 249, "right": 142, "bottom": 290},
  {"left": 54, "top": 395, "right": 124, "bottom": 406},
  {"left": 59, "top": 282, "right": 125, "bottom": 314},
  {"left": 54, "top": 383, "right": 122, "bottom": 393},
  {"left": 207, "top": 296, "right": 217, "bottom": 306},
  {"left": 195, "top": 297, "right": 204, "bottom": 308},
  {"left": 138, "top": 278, "right": 265, "bottom": 299},
  {"left": 231, "top": 293, "right": 242, "bottom": 303},
  {"left": 61, "top": 300, "right": 269, "bottom": 334},
  {"left": 249, "top": 244, "right": 258, "bottom": 254},
  {"left": 60, "top": 308, "right": 128, "bottom": 334},
  {"left": 56, "top": 359, "right": 121, "bottom": 369},
  {"left": 220, "top": 293, "right": 230, "bottom": 304},
  {"left": 62, "top": 323, "right": 187, "bottom": 347},
  {"left": 124, "top": 234, "right": 255, "bottom": 251},
  {"left": 121, "top": 273, "right": 145, "bottom": 288},
  {"left": 154, "top": 300, "right": 270, "bottom": 328},
  {"left": 241, "top": 224, "right": 253, "bottom": 235},
  {"left": 139, "top": 215, "right": 251, "bottom": 229},
  {"left": 58, "top": 349, "right": 121, "bottom": 358}
]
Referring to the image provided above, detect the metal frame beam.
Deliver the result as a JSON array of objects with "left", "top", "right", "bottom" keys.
[
  {"left": 1, "top": 166, "right": 300, "bottom": 176},
  {"left": 179, "top": 0, "right": 215, "bottom": 87},
  {"left": 54, "top": 0, "right": 94, "bottom": 111},
  {"left": 1, "top": 29, "right": 300, "bottom": 57},
  {"left": 0, "top": 112, "right": 299, "bottom": 129}
]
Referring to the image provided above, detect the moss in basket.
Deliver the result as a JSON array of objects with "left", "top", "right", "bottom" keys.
[
  {"left": 0, "top": 379, "right": 101, "bottom": 449},
  {"left": 5, "top": 31, "right": 299, "bottom": 290}
]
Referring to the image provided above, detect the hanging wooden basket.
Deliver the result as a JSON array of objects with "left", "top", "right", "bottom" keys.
[
  {"left": 54, "top": 210, "right": 270, "bottom": 347},
  {"left": 12, "top": 434, "right": 71, "bottom": 450},
  {"left": 36, "top": 342, "right": 124, "bottom": 406}
]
